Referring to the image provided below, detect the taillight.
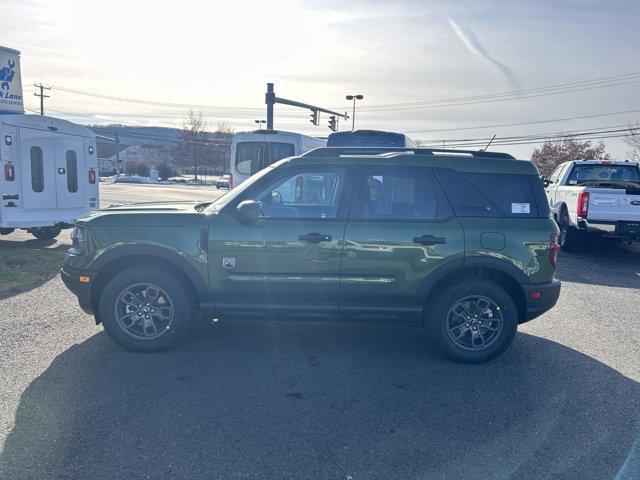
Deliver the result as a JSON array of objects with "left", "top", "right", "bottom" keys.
[
  {"left": 577, "top": 191, "right": 589, "bottom": 217},
  {"left": 549, "top": 233, "right": 560, "bottom": 269},
  {"left": 4, "top": 163, "right": 15, "bottom": 181},
  {"left": 88, "top": 169, "right": 96, "bottom": 184}
]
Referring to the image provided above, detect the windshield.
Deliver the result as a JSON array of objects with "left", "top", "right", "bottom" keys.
[
  {"left": 235, "top": 141, "right": 295, "bottom": 176},
  {"left": 204, "top": 166, "right": 274, "bottom": 213},
  {"left": 567, "top": 164, "right": 640, "bottom": 184}
]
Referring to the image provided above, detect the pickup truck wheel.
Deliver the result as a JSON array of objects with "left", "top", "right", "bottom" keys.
[
  {"left": 30, "top": 227, "right": 61, "bottom": 240},
  {"left": 427, "top": 279, "right": 518, "bottom": 364},
  {"left": 98, "top": 266, "right": 194, "bottom": 352},
  {"left": 559, "top": 214, "right": 579, "bottom": 252}
]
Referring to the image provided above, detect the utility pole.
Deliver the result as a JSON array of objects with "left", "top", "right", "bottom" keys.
[
  {"left": 345, "top": 94, "right": 363, "bottom": 131},
  {"left": 115, "top": 131, "right": 120, "bottom": 178},
  {"left": 33, "top": 84, "right": 51, "bottom": 115}
]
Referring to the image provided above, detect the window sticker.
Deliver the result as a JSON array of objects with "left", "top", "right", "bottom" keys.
[
  {"left": 568, "top": 180, "right": 578, "bottom": 185},
  {"left": 511, "top": 203, "right": 531, "bottom": 214}
]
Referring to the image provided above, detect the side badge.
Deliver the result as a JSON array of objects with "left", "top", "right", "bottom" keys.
[{"left": 223, "top": 257, "right": 236, "bottom": 270}]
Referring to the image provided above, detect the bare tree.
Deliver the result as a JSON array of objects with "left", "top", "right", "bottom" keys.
[
  {"left": 531, "top": 135, "right": 611, "bottom": 177},
  {"left": 624, "top": 123, "right": 640, "bottom": 161},
  {"left": 171, "top": 110, "right": 210, "bottom": 181}
]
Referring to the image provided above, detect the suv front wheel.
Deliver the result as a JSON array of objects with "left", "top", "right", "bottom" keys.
[
  {"left": 98, "top": 266, "right": 194, "bottom": 352},
  {"left": 427, "top": 279, "right": 518, "bottom": 363}
]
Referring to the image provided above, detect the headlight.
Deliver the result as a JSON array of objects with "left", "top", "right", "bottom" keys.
[{"left": 70, "top": 226, "right": 86, "bottom": 254}]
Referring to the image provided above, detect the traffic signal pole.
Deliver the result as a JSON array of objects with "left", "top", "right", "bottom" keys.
[{"left": 265, "top": 82, "right": 348, "bottom": 131}]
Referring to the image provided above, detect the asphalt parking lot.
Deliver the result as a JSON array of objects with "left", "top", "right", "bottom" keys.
[{"left": 0, "top": 183, "right": 639, "bottom": 479}]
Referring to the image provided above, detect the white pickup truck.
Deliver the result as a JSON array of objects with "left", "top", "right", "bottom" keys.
[{"left": 544, "top": 160, "right": 640, "bottom": 251}]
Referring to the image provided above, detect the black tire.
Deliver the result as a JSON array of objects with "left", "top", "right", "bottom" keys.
[
  {"left": 559, "top": 213, "right": 579, "bottom": 252},
  {"left": 30, "top": 227, "right": 62, "bottom": 240},
  {"left": 98, "top": 266, "right": 195, "bottom": 352},
  {"left": 426, "top": 279, "right": 518, "bottom": 364}
]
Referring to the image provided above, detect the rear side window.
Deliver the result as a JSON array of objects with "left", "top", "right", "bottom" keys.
[
  {"left": 66, "top": 150, "right": 78, "bottom": 193},
  {"left": 435, "top": 168, "right": 545, "bottom": 218},
  {"left": 30, "top": 146, "right": 44, "bottom": 193},
  {"left": 350, "top": 167, "right": 452, "bottom": 221}
]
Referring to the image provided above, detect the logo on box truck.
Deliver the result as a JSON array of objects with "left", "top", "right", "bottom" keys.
[{"left": 0, "top": 46, "right": 23, "bottom": 113}]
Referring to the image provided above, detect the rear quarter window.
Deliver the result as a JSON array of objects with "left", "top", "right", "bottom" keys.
[{"left": 435, "top": 168, "right": 548, "bottom": 218}]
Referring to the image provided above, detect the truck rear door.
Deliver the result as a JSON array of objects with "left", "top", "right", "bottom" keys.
[
  {"left": 19, "top": 127, "right": 56, "bottom": 210},
  {"left": 54, "top": 133, "right": 86, "bottom": 209}
]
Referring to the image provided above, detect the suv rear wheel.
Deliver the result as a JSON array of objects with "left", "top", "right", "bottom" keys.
[
  {"left": 427, "top": 279, "right": 518, "bottom": 363},
  {"left": 98, "top": 266, "right": 194, "bottom": 352}
]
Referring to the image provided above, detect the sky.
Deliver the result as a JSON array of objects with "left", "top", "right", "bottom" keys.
[{"left": 2, "top": 0, "right": 640, "bottom": 158}]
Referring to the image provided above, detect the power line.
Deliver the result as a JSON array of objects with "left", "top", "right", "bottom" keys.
[
  {"left": 405, "top": 108, "right": 640, "bottom": 134},
  {"left": 358, "top": 72, "right": 640, "bottom": 111},
  {"left": 45, "top": 72, "right": 640, "bottom": 115}
]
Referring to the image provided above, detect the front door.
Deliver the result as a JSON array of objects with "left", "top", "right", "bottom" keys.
[
  {"left": 19, "top": 128, "right": 56, "bottom": 210},
  {"left": 54, "top": 133, "right": 86, "bottom": 209},
  {"left": 339, "top": 166, "right": 464, "bottom": 320},
  {"left": 208, "top": 165, "right": 350, "bottom": 318}
]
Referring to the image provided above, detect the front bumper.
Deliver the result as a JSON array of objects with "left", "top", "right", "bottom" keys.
[
  {"left": 521, "top": 278, "right": 561, "bottom": 323},
  {"left": 61, "top": 266, "right": 95, "bottom": 315}
]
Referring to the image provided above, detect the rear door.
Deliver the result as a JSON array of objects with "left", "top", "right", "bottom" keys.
[
  {"left": 54, "top": 133, "right": 86, "bottom": 209},
  {"left": 19, "top": 127, "right": 56, "bottom": 210},
  {"left": 339, "top": 166, "right": 464, "bottom": 320}
]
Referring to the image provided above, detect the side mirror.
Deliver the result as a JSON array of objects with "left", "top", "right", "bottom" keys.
[
  {"left": 543, "top": 178, "right": 550, "bottom": 187},
  {"left": 236, "top": 200, "right": 262, "bottom": 223}
]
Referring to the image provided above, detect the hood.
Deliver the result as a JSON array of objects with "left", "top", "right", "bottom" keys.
[{"left": 77, "top": 201, "right": 210, "bottom": 227}]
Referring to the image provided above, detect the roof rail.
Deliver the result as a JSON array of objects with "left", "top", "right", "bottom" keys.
[{"left": 302, "top": 147, "right": 515, "bottom": 159}]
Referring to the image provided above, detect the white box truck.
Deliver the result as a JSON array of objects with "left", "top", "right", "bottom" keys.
[{"left": 0, "top": 46, "right": 99, "bottom": 240}]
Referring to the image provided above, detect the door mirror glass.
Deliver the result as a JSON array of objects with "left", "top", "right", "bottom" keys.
[{"left": 236, "top": 199, "right": 262, "bottom": 222}]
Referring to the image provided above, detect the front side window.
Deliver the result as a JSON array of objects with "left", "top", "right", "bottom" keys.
[
  {"left": 66, "top": 150, "right": 78, "bottom": 193},
  {"left": 30, "top": 146, "right": 44, "bottom": 193},
  {"left": 256, "top": 169, "right": 345, "bottom": 219},
  {"left": 235, "top": 141, "right": 295, "bottom": 176},
  {"left": 350, "top": 167, "right": 449, "bottom": 221}
]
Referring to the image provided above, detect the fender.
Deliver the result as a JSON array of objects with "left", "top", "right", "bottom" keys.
[
  {"left": 90, "top": 244, "right": 209, "bottom": 297},
  {"left": 418, "top": 255, "right": 530, "bottom": 298}
]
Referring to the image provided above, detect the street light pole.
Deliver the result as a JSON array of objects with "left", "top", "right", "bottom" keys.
[
  {"left": 254, "top": 119, "right": 266, "bottom": 130},
  {"left": 345, "top": 94, "right": 363, "bottom": 131}
]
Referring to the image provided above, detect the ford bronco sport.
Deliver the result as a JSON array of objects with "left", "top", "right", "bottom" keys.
[{"left": 62, "top": 147, "right": 561, "bottom": 363}]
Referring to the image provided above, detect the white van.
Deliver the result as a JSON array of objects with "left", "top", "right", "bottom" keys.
[
  {"left": 229, "top": 130, "right": 326, "bottom": 187},
  {"left": 0, "top": 114, "right": 99, "bottom": 240}
]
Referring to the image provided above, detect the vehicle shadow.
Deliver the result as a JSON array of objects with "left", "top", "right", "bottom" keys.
[
  {"left": 1, "top": 321, "right": 638, "bottom": 480},
  {"left": 0, "top": 238, "right": 69, "bottom": 300},
  {"left": 556, "top": 240, "right": 640, "bottom": 289}
]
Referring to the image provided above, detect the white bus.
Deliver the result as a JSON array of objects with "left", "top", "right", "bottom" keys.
[{"left": 229, "top": 130, "right": 325, "bottom": 187}]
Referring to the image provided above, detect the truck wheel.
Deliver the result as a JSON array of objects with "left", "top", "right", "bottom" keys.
[
  {"left": 559, "top": 214, "right": 579, "bottom": 252},
  {"left": 98, "top": 266, "right": 195, "bottom": 352},
  {"left": 426, "top": 279, "right": 518, "bottom": 364},
  {"left": 30, "top": 227, "right": 62, "bottom": 241}
]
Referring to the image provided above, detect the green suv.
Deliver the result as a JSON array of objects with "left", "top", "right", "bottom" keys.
[{"left": 62, "top": 148, "right": 561, "bottom": 363}]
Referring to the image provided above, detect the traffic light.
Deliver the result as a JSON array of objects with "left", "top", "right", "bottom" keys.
[
  {"left": 310, "top": 109, "right": 319, "bottom": 126},
  {"left": 328, "top": 115, "right": 337, "bottom": 132}
]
